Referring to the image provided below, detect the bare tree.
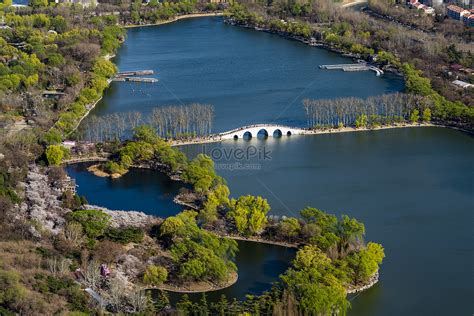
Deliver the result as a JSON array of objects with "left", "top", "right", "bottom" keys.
[{"left": 84, "top": 260, "right": 101, "bottom": 291}]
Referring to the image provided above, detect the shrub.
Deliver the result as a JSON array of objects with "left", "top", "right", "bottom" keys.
[
  {"left": 143, "top": 265, "right": 168, "bottom": 286},
  {"left": 67, "top": 209, "right": 111, "bottom": 239},
  {"left": 45, "top": 145, "right": 70, "bottom": 166},
  {"left": 105, "top": 227, "right": 144, "bottom": 244}
]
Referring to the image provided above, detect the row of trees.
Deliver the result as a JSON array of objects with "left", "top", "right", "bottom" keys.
[
  {"left": 78, "top": 103, "right": 214, "bottom": 142},
  {"left": 225, "top": 2, "right": 473, "bottom": 129},
  {"left": 150, "top": 103, "right": 214, "bottom": 138},
  {"left": 302, "top": 93, "right": 429, "bottom": 128}
]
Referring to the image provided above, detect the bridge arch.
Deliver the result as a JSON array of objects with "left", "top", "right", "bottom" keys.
[
  {"left": 219, "top": 124, "right": 308, "bottom": 140},
  {"left": 257, "top": 129, "right": 269, "bottom": 138}
]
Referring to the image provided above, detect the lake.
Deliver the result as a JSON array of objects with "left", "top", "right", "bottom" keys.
[
  {"left": 180, "top": 126, "right": 474, "bottom": 315},
  {"left": 165, "top": 240, "right": 296, "bottom": 304},
  {"left": 69, "top": 17, "right": 473, "bottom": 315},
  {"left": 85, "top": 16, "right": 404, "bottom": 133},
  {"left": 69, "top": 127, "right": 474, "bottom": 315},
  {"left": 67, "top": 162, "right": 184, "bottom": 217}
]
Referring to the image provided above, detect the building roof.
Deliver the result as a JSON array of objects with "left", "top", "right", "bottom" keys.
[
  {"left": 452, "top": 80, "right": 474, "bottom": 89},
  {"left": 447, "top": 5, "right": 465, "bottom": 13}
]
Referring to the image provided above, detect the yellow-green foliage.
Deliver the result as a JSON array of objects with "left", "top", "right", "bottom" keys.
[{"left": 143, "top": 265, "right": 168, "bottom": 286}]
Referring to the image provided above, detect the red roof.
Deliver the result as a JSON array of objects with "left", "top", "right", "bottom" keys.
[{"left": 447, "top": 5, "right": 465, "bottom": 13}]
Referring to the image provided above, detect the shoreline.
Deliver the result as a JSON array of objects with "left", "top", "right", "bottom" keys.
[
  {"left": 63, "top": 124, "right": 460, "bottom": 167},
  {"left": 65, "top": 53, "right": 115, "bottom": 137},
  {"left": 346, "top": 271, "right": 379, "bottom": 294},
  {"left": 170, "top": 123, "right": 440, "bottom": 147},
  {"left": 149, "top": 271, "right": 238, "bottom": 294},
  {"left": 123, "top": 12, "right": 224, "bottom": 29},
  {"left": 222, "top": 234, "right": 298, "bottom": 249}
]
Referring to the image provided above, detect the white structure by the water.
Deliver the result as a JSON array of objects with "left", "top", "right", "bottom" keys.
[{"left": 219, "top": 124, "right": 308, "bottom": 140}]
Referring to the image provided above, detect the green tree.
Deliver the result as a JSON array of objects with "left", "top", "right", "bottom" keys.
[
  {"left": 402, "top": 63, "right": 432, "bottom": 96},
  {"left": 68, "top": 209, "right": 111, "bottom": 239},
  {"left": 159, "top": 216, "right": 186, "bottom": 238},
  {"left": 355, "top": 114, "right": 368, "bottom": 128},
  {"left": 143, "top": 265, "right": 168, "bottom": 286},
  {"left": 176, "top": 294, "right": 193, "bottom": 314},
  {"left": 227, "top": 195, "right": 270, "bottom": 235},
  {"left": 213, "top": 184, "right": 230, "bottom": 207},
  {"left": 422, "top": 108, "right": 431, "bottom": 122},
  {"left": 105, "top": 227, "right": 144, "bottom": 244},
  {"left": 338, "top": 215, "right": 365, "bottom": 255},
  {"left": 92, "top": 58, "right": 117, "bottom": 78},
  {"left": 280, "top": 245, "right": 349, "bottom": 315},
  {"left": 347, "top": 242, "right": 385, "bottom": 283},
  {"left": 29, "top": 0, "right": 48, "bottom": 8},
  {"left": 182, "top": 154, "right": 219, "bottom": 193},
  {"left": 279, "top": 217, "right": 301, "bottom": 241},
  {"left": 410, "top": 109, "right": 420, "bottom": 123},
  {"left": 45, "top": 145, "right": 69, "bottom": 166},
  {"left": 199, "top": 191, "right": 219, "bottom": 225}
]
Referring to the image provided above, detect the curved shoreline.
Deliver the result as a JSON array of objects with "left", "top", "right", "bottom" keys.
[
  {"left": 222, "top": 234, "right": 298, "bottom": 249},
  {"left": 346, "top": 271, "right": 379, "bottom": 294},
  {"left": 123, "top": 12, "right": 224, "bottom": 29},
  {"left": 148, "top": 271, "right": 238, "bottom": 294}
]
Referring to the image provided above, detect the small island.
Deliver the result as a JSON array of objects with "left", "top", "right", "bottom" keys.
[{"left": 50, "top": 125, "right": 385, "bottom": 314}]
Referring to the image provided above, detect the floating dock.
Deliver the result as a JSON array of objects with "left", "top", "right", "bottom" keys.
[
  {"left": 116, "top": 70, "right": 154, "bottom": 77},
  {"left": 319, "top": 63, "right": 383, "bottom": 76},
  {"left": 112, "top": 77, "right": 158, "bottom": 83},
  {"left": 113, "top": 69, "right": 158, "bottom": 83}
]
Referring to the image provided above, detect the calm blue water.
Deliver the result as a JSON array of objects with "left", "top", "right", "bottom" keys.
[
  {"left": 69, "top": 127, "right": 474, "bottom": 315},
  {"left": 86, "top": 17, "right": 404, "bottom": 133},
  {"left": 166, "top": 240, "right": 296, "bottom": 304},
  {"left": 67, "top": 163, "right": 184, "bottom": 217},
  {"left": 68, "top": 17, "right": 473, "bottom": 316},
  {"left": 181, "top": 127, "right": 474, "bottom": 315}
]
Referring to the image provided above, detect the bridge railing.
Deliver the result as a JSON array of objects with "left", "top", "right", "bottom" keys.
[{"left": 218, "top": 124, "right": 307, "bottom": 136}]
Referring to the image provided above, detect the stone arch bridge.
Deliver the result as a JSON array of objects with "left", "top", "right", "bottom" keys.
[{"left": 218, "top": 124, "right": 309, "bottom": 140}]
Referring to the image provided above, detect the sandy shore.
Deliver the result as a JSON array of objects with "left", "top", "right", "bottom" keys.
[
  {"left": 221, "top": 234, "right": 299, "bottom": 249},
  {"left": 87, "top": 164, "right": 124, "bottom": 178},
  {"left": 124, "top": 12, "right": 224, "bottom": 29},
  {"left": 150, "top": 270, "right": 238, "bottom": 293}
]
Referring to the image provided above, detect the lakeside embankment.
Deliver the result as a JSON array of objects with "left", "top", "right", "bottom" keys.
[
  {"left": 64, "top": 123, "right": 439, "bottom": 170},
  {"left": 151, "top": 271, "right": 238, "bottom": 294},
  {"left": 124, "top": 12, "right": 224, "bottom": 29},
  {"left": 171, "top": 123, "right": 438, "bottom": 147}
]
